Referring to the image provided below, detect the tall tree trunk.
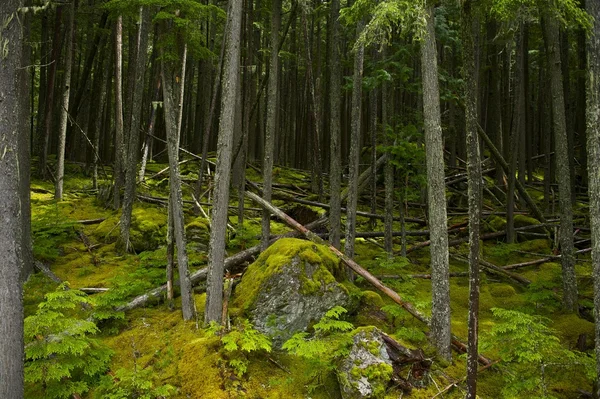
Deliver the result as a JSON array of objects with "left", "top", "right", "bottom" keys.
[
  {"left": 160, "top": 33, "right": 196, "bottom": 321},
  {"left": 462, "top": 1, "right": 482, "bottom": 396},
  {"left": 55, "top": 1, "right": 76, "bottom": 200},
  {"left": 329, "top": 0, "right": 342, "bottom": 249},
  {"left": 205, "top": 0, "right": 244, "bottom": 324},
  {"left": 113, "top": 15, "right": 125, "bottom": 209},
  {"left": 420, "top": 2, "right": 451, "bottom": 361},
  {"left": 543, "top": 10, "right": 578, "bottom": 313},
  {"left": 344, "top": 19, "right": 365, "bottom": 265},
  {"left": 0, "top": 1, "right": 29, "bottom": 395},
  {"left": 39, "top": 7, "right": 63, "bottom": 178},
  {"left": 118, "top": 7, "right": 150, "bottom": 253},
  {"left": 585, "top": 0, "right": 600, "bottom": 395},
  {"left": 35, "top": 13, "right": 48, "bottom": 158},
  {"left": 261, "top": 0, "right": 282, "bottom": 250},
  {"left": 507, "top": 24, "right": 526, "bottom": 244}
]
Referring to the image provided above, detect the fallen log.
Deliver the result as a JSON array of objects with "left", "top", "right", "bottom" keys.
[
  {"left": 116, "top": 245, "right": 262, "bottom": 312},
  {"left": 502, "top": 257, "right": 553, "bottom": 270},
  {"left": 75, "top": 218, "right": 106, "bottom": 225},
  {"left": 452, "top": 255, "right": 531, "bottom": 286},
  {"left": 377, "top": 272, "right": 470, "bottom": 280},
  {"left": 34, "top": 261, "right": 63, "bottom": 284},
  {"left": 244, "top": 190, "right": 492, "bottom": 366}
]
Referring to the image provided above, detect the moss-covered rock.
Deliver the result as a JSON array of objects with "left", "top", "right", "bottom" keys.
[
  {"left": 514, "top": 214, "right": 546, "bottom": 234},
  {"left": 231, "top": 238, "right": 350, "bottom": 346},
  {"left": 337, "top": 327, "right": 393, "bottom": 399},
  {"left": 92, "top": 206, "right": 167, "bottom": 252}
]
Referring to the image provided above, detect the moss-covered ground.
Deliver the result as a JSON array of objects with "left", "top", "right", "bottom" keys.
[{"left": 24, "top": 160, "right": 596, "bottom": 398}]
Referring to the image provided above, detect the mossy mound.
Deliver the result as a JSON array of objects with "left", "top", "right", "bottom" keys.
[
  {"left": 92, "top": 206, "right": 167, "bottom": 252},
  {"left": 337, "top": 327, "right": 394, "bottom": 399},
  {"left": 514, "top": 214, "right": 546, "bottom": 235},
  {"left": 552, "top": 313, "right": 595, "bottom": 349},
  {"left": 231, "top": 238, "right": 350, "bottom": 346},
  {"left": 485, "top": 215, "right": 507, "bottom": 232}
]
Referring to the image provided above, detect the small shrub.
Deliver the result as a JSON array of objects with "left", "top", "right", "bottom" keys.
[
  {"left": 95, "top": 367, "right": 176, "bottom": 399},
  {"left": 24, "top": 284, "right": 112, "bottom": 399}
]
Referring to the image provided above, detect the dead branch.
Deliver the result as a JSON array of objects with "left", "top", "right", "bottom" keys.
[{"left": 244, "top": 190, "right": 492, "bottom": 366}]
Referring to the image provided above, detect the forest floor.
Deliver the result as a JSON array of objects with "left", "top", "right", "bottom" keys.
[{"left": 24, "top": 159, "right": 597, "bottom": 398}]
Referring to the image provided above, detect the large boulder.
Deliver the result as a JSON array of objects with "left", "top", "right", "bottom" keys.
[
  {"left": 231, "top": 238, "right": 351, "bottom": 346},
  {"left": 337, "top": 328, "right": 393, "bottom": 399}
]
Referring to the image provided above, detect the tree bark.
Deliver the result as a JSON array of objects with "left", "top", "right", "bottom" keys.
[
  {"left": 420, "top": 3, "right": 451, "bottom": 361},
  {"left": 54, "top": 1, "right": 76, "bottom": 200},
  {"left": 113, "top": 15, "right": 125, "bottom": 209},
  {"left": 261, "top": 0, "right": 282, "bottom": 251},
  {"left": 119, "top": 7, "right": 150, "bottom": 253},
  {"left": 329, "top": 0, "right": 342, "bottom": 249},
  {"left": 205, "top": 0, "right": 243, "bottom": 324},
  {"left": 543, "top": 10, "right": 578, "bottom": 313},
  {"left": 0, "top": 1, "right": 28, "bottom": 395},
  {"left": 160, "top": 26, "right": 195, "bottom": 321},
  {"left": 585, "top": 0, "right": 600, "bottom": 395},
  {"left": 461, "top": 1, "right": 482, "bottom": 396},
  {"left": 344, "top": 19, "right": 365, "bottom": 264}
]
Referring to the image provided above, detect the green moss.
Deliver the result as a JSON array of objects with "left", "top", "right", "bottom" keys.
[
  {"left": 485, "top": 215, "right": 507, "bottom": 232},
  {"left": 231, "top": 238, "right": 342, "bottom": 312},
  {"left": 490, "top": 284, "right": 517, "bottom": 298},
  {"left": 552, "top": 313, "right": 594, "bottom": 347},
  {"left": 93, "top": 206, "right": 167, "bottom": 252},
  {"left": 349, "top": 362, "right": 393, "bottom": 397},
  {"left": 361, "top": 291, "right": 384, "bottom": 308}
]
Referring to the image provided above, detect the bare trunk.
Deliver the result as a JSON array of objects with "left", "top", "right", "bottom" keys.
[
  {"left": 0, "top": 1, "right": 28, "bottom": 395},
  {"left": 586, "top": 0, "right": 600, "bottom": 395},
  {"left": 113, "top": 15, "right": 125, "bottom": 209},
  {"left": 205, "top": 0, "right": 244, "bottom": 324},
  {"left": 160, "top": 27, "right": 195, "bottom": 321},
  {"left": 328, "top": 0, "right": 342, "bottom": 249},
  {"left": 544, "top": 11, "right": 578, "bottom": 313},
  {"left": 55, "top": 2, "right": 76, "bottom": 200},
  {"left": 261, "top": 0, "right": 282, "bottom": 250},
  {"left": 462, "top": 1, "right": 482, "bottom": 396},
  {"left": 119, "top": 7, "right": 150, "bottom": 253},
  {"left": 420, "top": 3, "right": 451, "bottom": 361},
  {"left": 344, "top": 19, "right": 365, "bottom": 264}
]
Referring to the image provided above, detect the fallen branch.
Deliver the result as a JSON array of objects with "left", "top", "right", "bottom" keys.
[
  {"left": 75, "top": 218, "right": 106, "bottom": 225},
  {"left": 34, "top": 261, "right": 63, "bottom": 284},
  {"left": 452, "top": 255, "right": 531, "bottom": 286},
  {"left": 244, "top": 190, "right": 492, "bottom": 366},
  {"left": 377, "top": 272, "right": 470, "bottom": 280},
  {"left": 79, "top": 288, "right": 109, "bottom": 294}
]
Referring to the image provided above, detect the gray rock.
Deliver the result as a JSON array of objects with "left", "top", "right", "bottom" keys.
[
  {"left": 338, "top": 328, "right": 393, "bottom": 399},
  {"left": 231, "top": 238, "right": 350, "bottom": 347}
]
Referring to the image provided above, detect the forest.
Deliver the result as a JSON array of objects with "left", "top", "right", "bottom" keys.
[{"left": 1, "top": 0, "right": 600, "bottom": 397}]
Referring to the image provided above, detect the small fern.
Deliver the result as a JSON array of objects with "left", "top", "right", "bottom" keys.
[
  {"left": 95, "top": 367, "right": 176, "bottom": 399},
  {"left": 210, "top": 319, "right": 272, "bottom": 378}
]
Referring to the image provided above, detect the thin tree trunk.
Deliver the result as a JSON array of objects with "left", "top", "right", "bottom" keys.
[
  {"left": 543, "top": 10, "right": 578, "bottom": 313},
  {"left": 113, "top": 15, "right": 125, "bottom": 209},
  {"left": 0, "top": 1, "right": 28, "bottom": 395},
  {"left": 160, "top": 28, "right": 195, "bottom": 321},
  {"left": 344, "top": 19, "right": 365, "bottom": 265},
  {"left": 507, "top": 24, "right": 526, "bottom": 244},
  {"left": 261, "top": 0, "right": 282, "bottom": 250},
  {"left": 329, "top": 0, "right": 342, "bottom": 249},
  {"left": 39, "top": 7, "right": 63, "bottom": 178},
  {"left": 205, "top": 0, "right": 244, "bottom": 324},
  {"left": 119, "top": 7, "right": 150, "bottom": 253},
  {"left": 462, "top": 1, "right": 482, "bottom": 396},
  {"left": 585, "top": 0, "right": 600, "bottom": 395},
  {"left": 138, "top": 75, "right": 161, "bottom": 183},
  {"left": 420, "top": 3, "right": 451, "bottom": 361},
  {"left": 55, "top": 1, "right": 76, "bottom": 200}
]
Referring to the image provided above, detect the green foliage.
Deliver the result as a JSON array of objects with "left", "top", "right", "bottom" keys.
[
  {"left": 209, "top": 320, "right": 272, "bottom": 378},
  {"left": 482, "top": 308, "right": 593, "bottom": 398},
  {"left": 95, "top": 367, "right": 176, "bottom": 399},
  {"left": 282, "top": 306, "right": 355, "bottom": 393},
  {"left": 490, "top": 0, "right": 592, "bottom": 30},
  {"left": 24, "top": 284, "right": 112, "bottom": 399}
]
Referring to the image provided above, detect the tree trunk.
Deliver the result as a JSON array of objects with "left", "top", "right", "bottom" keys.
[
  {"left": 39, "top": 7, "right": 63, "bottom": 178},
  {"left": 261, "top": 0, "right": 281, "bottom": 250},
  {"left": 585, "top": 0, "right": 600, "bottom": 395},
  {"left": 119, "top": 7, "right": 150, "bottom": 253},
  {"left": 113, "top": 15, "right": 125, "bottom": 209},
  {"left": 0, "top": 1, "right": 28, "bottom": 395},
  {"left": 329, "top": 0, "right": 342, "bottom": 249},
  {"left": 344, "top": 19, "right": 365, "bottom": 264},
  {"left": 461, "top": 1, "right": 482, "bottom": 396},
  {"left": 420, "top": 3, "right": 451, "bottom": 361},
  {"left": 543, "top": 10, "right": 578, "bottom": 313},
  {"left": 160, "top": 28, "right": 196, "bottom": 322},
  {"left": 205, "top": 0, "right": 244, "bottom": 324},
  {"left": 507, "top": 24, "right": 526, "bottom": 244},
  {"left": 55, "top": 1, "right": 76, "bottom": 200}
]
